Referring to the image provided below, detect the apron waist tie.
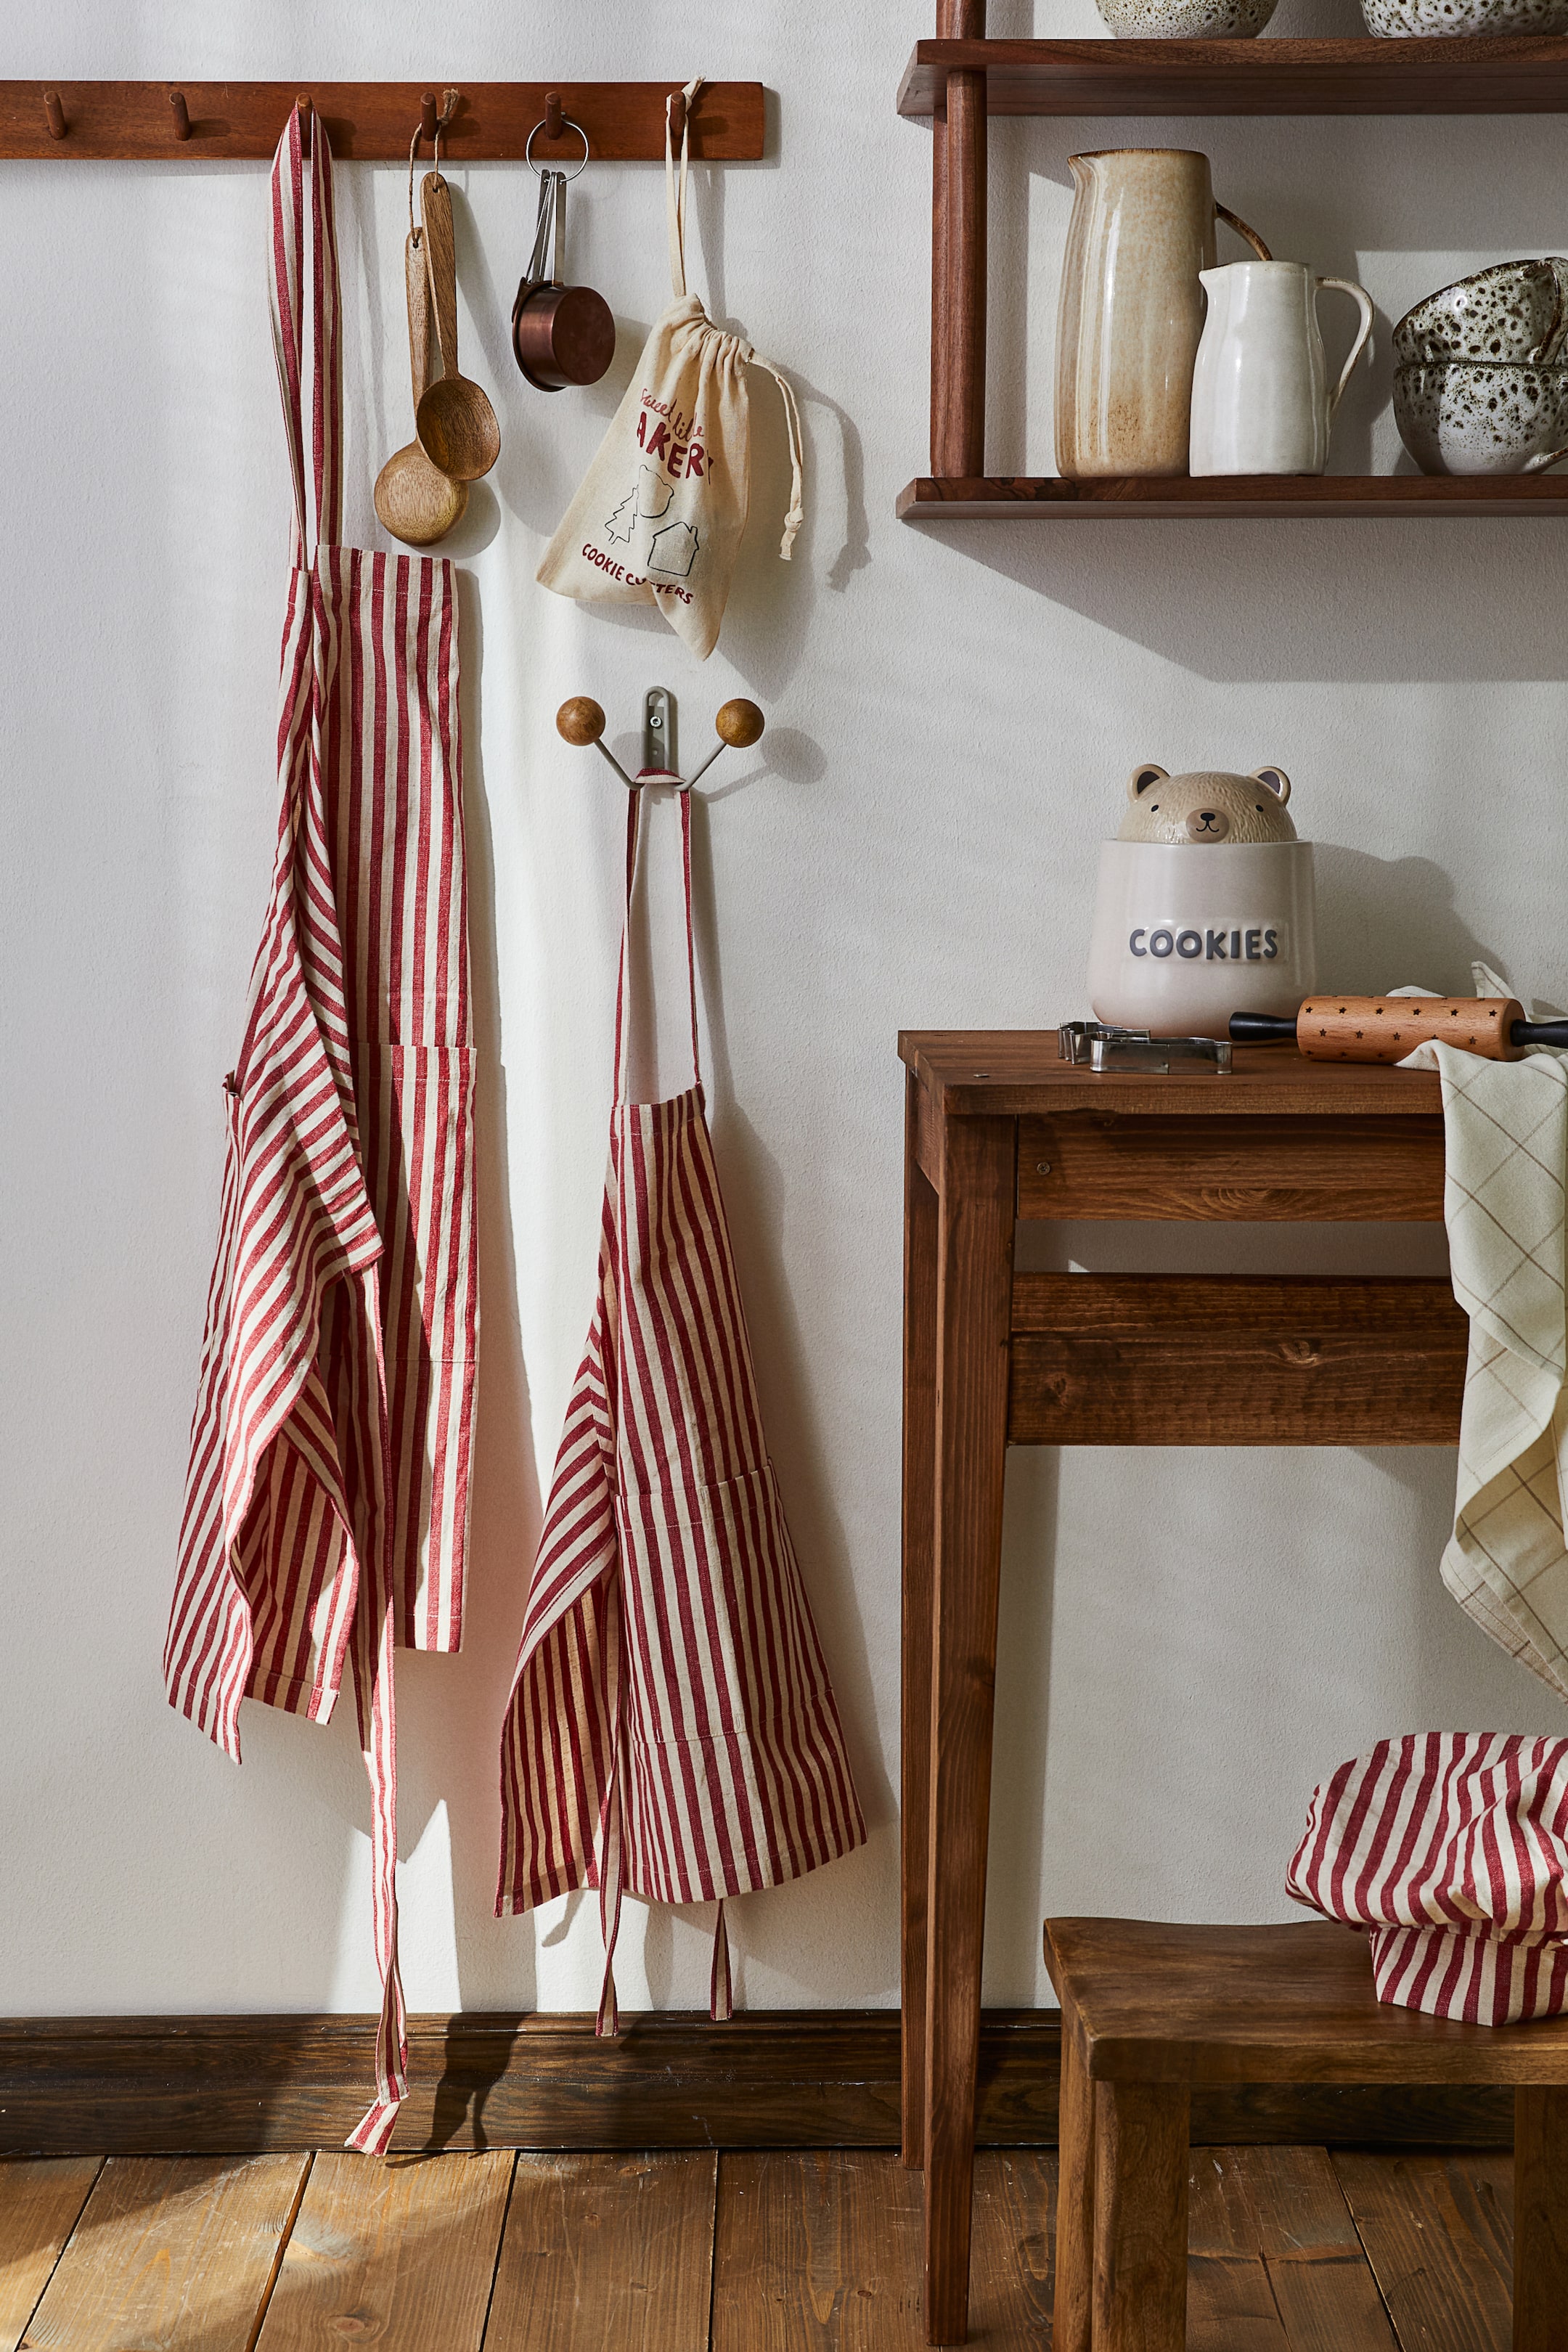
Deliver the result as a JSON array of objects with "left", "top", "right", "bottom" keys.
[
  {"left": 710, "top": 1900, "right": 732, "bottom": 2022},
  {"left": 594, "top": 1804, "right": 735, "bottom": 2030},
  {"left": 345, "top": 1618, "right": 407, "bottom": 2151},
  {"left": 595, "top": 1768, "right": 625, "bottom": 2038},
  {"left": 345, "top": 1278, "right": 409, "bottom": 2154}
]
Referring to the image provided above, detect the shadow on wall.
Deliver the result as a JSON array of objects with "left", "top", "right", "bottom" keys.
[
  {"left": 1312, "top": 847, "right": 1505, "bottom": 993},
  {"left": 689, "top": 801, "right": 895, "bottom": 1877},
  {"left": 921, "top": 518, "right": 1568, "bottom": 687},
  {"left": 346, "top": 571, "right": 544, "bottom": 2099},
  {"left": 969, "top": 99, "right": 1568, "bottom": 682}
]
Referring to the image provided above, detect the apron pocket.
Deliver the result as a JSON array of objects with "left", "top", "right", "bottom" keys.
[{"left": 365, "top": 1042, "right": 478, "bottom": 1362}]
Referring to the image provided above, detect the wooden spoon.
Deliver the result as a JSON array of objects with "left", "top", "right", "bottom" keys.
[
  {"left": 374, "top": 229, "right": 467, "bottom": 547},
  {"left": 416, "top": 172, "right": 500, "bottom": 482}
]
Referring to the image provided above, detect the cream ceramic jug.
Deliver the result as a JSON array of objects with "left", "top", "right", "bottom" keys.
[
  {"left": 1189, "top": 261, "right": 1373, "bottom": 476},
  {"left": 1055, "top": 149, "right": 1270, "bottom": 480}
]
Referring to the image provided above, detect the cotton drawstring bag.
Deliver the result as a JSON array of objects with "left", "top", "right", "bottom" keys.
[{"left": 535, "top": 74, "right": 804, "bottom": 661}]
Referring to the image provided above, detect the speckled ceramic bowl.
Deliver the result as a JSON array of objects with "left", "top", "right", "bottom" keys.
[
  {"left": 1394, "top": 261, "right": 1568, "bottom": 367},
  {"left": 1394, "top": 360, "right": 1568, "bottom": 475},
  {"left": 1096, "top": 0, "right": 1276, "bottom": 33},
  {"left": 1363, "top": 0, "right": 1568, "bottom": 30}
]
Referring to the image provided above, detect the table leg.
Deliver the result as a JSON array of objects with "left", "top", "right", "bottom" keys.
[
  {"left": 1053, "top": 2004, "right": 1095, "bottom": 2352},
  {"left": 923, "top": 1114, "right": 1014, "bottom": 2346},
  {"left": 902, "top": 1074, "right": 939, "bottom": 2170},
  {"left": 1514, "top": 2086, "right": 1568, "bottom": 2352},
  {"left": 1093, "top": 2080, "right": 1190, "bottom": 2352}
]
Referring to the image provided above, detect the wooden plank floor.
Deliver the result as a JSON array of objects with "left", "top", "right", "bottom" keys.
[{"left": 0, "top": 2145, "right": 1513, "bottom": 2348}]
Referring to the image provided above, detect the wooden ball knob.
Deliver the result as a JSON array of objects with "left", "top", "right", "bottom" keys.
[
  {"left": 714, "top": 698, "right": 764, "bottom": 749},
  {"left": 557, "top": 696, "right": 605, "bottom": 747}
]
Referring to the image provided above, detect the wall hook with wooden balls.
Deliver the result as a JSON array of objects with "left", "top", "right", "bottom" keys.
[{"left": 556, "top": 694, "right": 764, "bottom": 793}]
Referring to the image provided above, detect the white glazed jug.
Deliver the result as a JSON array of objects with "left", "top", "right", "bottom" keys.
[{"left": 1189, "top": 261, "right": 1373, "bottom": 476}]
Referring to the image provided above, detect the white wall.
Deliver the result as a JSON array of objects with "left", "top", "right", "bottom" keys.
[{"left": 5, "top": 0, "right": 1567, "bottom": 2023}]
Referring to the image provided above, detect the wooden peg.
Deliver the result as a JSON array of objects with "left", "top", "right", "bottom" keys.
[
  {"left": 684, "top": 696, "right": 766, "bottom": 789},
  {"left": 715, "top": 698, "right": 764, "bottom": 749},
  {"left": 558, "top": 697, "right": 606, "bottom": 747},
  {"left": 545, "top": 89, "right": 564, "bottom": 141},
  {"left": 297, "top": 95, "right": 312, "bottom": 155},
  {"left": 667, "top": 86, "right": 686, "bottom": 147},
  {"left": 43, "top": 90, "right": 65, "bottom": 140},
  {"left": 420, "top": 90, "right": 439, "bottom": 142},
  {"left": 169, "top": 89, "right": 190, "bottom": 142}
]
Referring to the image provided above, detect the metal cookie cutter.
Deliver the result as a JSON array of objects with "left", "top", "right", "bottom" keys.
[{"left": 1058, "top": 1020, "right": 1232, "bottom": 1075}]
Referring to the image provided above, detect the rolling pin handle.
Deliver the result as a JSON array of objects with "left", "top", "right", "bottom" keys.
[
  {"left": 1514, "top": 1019, "right": 1568, "bottom": 1051},
  {"left": 1229, "top": 1011, "right": 1299, "bottom": 1044}
]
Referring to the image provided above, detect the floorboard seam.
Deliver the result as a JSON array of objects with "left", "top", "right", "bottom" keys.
[
  {"left": 7, "top": 2155, "right": 104, "bottom": 2352},
  {"left": 706, "top": 2154, "right": 724, "bottom": 2352},
  {"left": 1333, "top": 2146, "right": 1422, "bottom": 2352},
  {"left": 243, "top": 2149, "right": 314, "bottom": 2352},
  {"left": 475, "top": 2151, "right": 519, "bottom": 2351}
]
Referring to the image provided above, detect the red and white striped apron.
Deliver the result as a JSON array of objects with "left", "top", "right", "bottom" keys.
[
  {"left": 497, "top": 791, "right": 864, "bottom": 2026},
  {"left": 165, "top": 107, "right": 477, "bottom": 2152}
]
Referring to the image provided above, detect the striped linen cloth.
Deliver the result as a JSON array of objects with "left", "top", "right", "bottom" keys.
[
  {"left": 497, "top": 792, "right": 864, "bottom": 2027},
  {"left": 1289, "top": 1733, "right": 1568, "bottom": 2024},
  {"left": 166, "top": 106, "right": 476, "bottom": 2152}
]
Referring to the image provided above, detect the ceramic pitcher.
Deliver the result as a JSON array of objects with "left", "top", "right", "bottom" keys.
[
  {"left": 1055, "top": 149, "right": 1270, "bottom": 480},
  {"left": 1189, "top": 261, "right": 1374, "bottom": 476}
]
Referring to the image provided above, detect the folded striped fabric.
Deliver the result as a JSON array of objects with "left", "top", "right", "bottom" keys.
[{"left": 1287, "top": 1732, "right": 1568, "bottom": 2025}]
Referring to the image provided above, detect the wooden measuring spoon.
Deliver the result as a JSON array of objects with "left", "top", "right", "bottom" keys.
[
  {"left": 416, "top": 172, "right": 500, "bottom": 481},
  {"left": 374, "top": 229, "right": 467, "bottom": 547}
]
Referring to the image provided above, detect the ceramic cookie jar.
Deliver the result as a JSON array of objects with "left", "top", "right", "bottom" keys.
[{"left": 1085, "top": 763, "right": 1317, "bottom": 1036}]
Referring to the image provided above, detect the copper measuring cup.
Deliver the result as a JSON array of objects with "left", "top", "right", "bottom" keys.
[{"left": 512, "top": 116, "right": 616, "bottom": 391}]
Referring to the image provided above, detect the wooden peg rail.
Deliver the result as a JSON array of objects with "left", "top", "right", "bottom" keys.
[{"left": 0, "top": 81, "right": 762, "bottom": 161}]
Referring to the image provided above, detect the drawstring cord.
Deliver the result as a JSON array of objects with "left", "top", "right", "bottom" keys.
[
  {"left": 756, "top": 361, "right": 805, "bottom": 560},
  {"left": 663, "top": 70, "right": 803, "bottom": 562},
  {"left": 666, "top": 75, "right": 703, "bottom": 299}
]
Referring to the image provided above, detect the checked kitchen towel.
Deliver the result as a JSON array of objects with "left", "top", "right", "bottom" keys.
[{"left": 1401, "top": 965, "right": 1568, "bottom": 1699}]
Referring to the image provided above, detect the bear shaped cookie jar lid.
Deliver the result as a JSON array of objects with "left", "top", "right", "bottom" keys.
[{"left": 1085, "top": 762, "right": 1316, "bottom": 1039}]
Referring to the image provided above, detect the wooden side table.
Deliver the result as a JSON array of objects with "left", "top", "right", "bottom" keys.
[
  {"left": 1044, "top": 1915, "right": 1568, "bottom": 2352},
  {"left": 898, "top": 1030, "right": 1467, "bottom": 2346}
]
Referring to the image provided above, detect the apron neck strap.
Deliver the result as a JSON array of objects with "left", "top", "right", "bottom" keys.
[
  {"left": 269, "top": 103, "right": 343, "bottom": 567},
  {"left": 665, "top": 75, "right": 704, "bottom": 301},
  {"left": 612, "top": 789, "right": 701, "bottom": 1107}
]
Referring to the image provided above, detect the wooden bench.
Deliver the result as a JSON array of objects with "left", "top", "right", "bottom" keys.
[{"left": 1045, "top": 1916, "right": 1568, "bottom": 2352}]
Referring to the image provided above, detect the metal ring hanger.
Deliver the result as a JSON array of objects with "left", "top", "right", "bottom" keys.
[{"left": 526, "top": 115, "right": 589, "bottom": 180}]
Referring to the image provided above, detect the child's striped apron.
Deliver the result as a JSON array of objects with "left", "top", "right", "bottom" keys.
[{"left": 497, "top": 790, "right": 862, "bottom": 2025}]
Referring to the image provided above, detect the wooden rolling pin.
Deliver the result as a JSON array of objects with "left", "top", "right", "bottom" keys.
[{"left": 1230, "top": 996, "right": 1568, "bottom": 1063}]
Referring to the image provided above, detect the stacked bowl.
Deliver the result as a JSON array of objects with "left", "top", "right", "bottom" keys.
[{"left": 1393, "top": 259, "right": 1568, "bottom": 475}]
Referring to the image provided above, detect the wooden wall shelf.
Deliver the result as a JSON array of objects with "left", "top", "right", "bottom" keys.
[
  {"left": 904, "top": 20, "right": 1568, "bottom": 518},
  {"left": 0, "top": 81, "right": 764, "bottom": 161},
  {"left": 899, "top": 473, "right": 1568, "bottom": 520},
  {"left": 897, "top": 35, "right": 1568, "bottom": 118}
]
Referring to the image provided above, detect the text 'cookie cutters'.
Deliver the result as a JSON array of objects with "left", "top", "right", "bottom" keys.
[{"left": 556, "top": 689, "right": 765, "bottom": 792}]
